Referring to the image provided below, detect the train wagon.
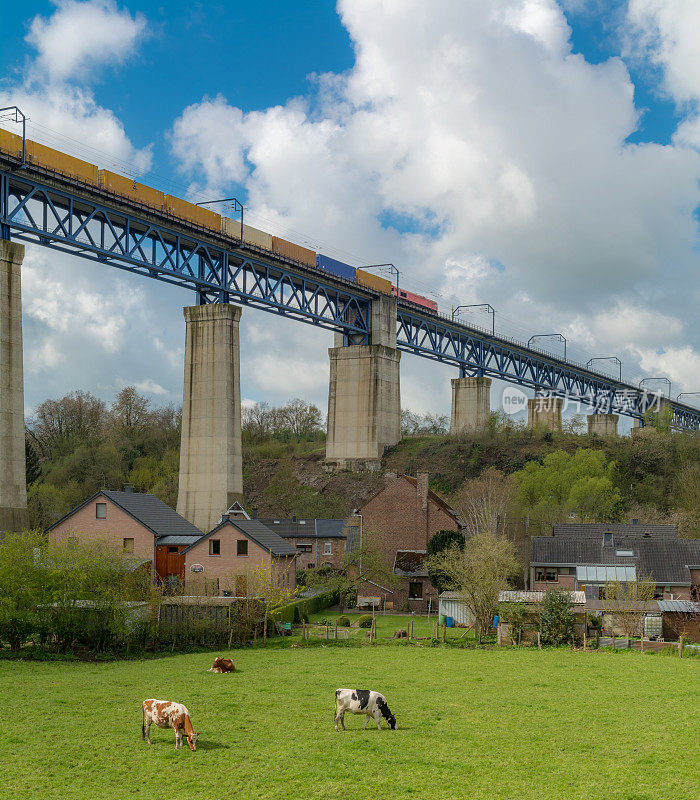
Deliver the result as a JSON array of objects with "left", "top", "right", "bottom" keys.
[
  {"left": 99, "top": 170, "right": 165, "bottom": 210},
  {"left": 164, "top": 195, "right": 221, "bottom": 231},
  {"left": 271, "top": 236, "right": 316, "bottom": 268},
  {"left": 220, "top": 219, "right": 274, "bottom": 251},
  {"left": 316, "top": 253, "right": 356, "bottom": 282},
  {"left": 0, "top": 128, "right": 23, "bottom": 159},
  {"left": 26, "top": 139, "right": 99, "bottom": 186},
  {"left": 393, "top": 286, "right": 438, "bottom": 312},
  {"left": 356, "top": 268, "right": 393, "bottom": 295}
]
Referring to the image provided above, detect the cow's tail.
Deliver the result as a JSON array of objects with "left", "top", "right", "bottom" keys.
[{"left": 141, "top": 706, "right": 146, "bottom": 740}]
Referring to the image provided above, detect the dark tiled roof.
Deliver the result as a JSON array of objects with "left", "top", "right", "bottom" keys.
[
  {"left": 183, "top": 519, "right": 297, "bottom": 557},
  {"left": 258, "top": 518, "right": 348, "bottom": 539},
  {"left": 531, "top": 536, "right": 700, "bottom": 585},
  {"left": 393, "top": 550, "right": 428, "bottom": 577},
  {"left": 552, "top": 523, "right": 678, "bottom": 539},
  {"left": 157, "top": 535, "right": 202, "bottom": 546},
  {"left": 345, "top": 526, "right": 360, "bottom": 554},
  {"left": 103, "top": 491, "right": 204, "bottom": 539},
  {"left": 45, "top": 490, "right": 202, "bottom": 540}
]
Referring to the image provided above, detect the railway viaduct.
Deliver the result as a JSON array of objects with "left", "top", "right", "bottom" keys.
[{"left": 1, "top": 144, "right": 698, "bottom": 532}]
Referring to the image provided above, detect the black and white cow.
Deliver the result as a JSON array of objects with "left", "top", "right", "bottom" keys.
[{"left": 334, "top": 689, "right": 397, "bottom": 731}]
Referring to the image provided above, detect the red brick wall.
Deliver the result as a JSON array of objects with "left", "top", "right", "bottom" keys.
[
  {"left": 48, "top": 496, "right": 154, "bottom": 562},
  {"left": 184, "top": 526, "right": 296, "bottom": 595},
  {"left": 530, "top": 567, "right": 576, "bottom": 592},
  {"left": 358, "top": 475, "right": 460, "bottom": 612}
]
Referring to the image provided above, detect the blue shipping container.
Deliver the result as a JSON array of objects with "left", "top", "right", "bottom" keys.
[{"left": 316, "top": 253, "right": 356, "bottom": 282}]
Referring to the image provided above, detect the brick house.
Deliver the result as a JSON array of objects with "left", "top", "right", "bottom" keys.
[
  {"left": 45, "top": 489, "right": 202, "bottom": 583},
  {"left": 530, "top": 523, "right": 700, "bottom": 601},
  {"left": 182, "top": 515, "right": 297, "bottom": 596},
  {"left": 355, "top": 473, "right": 464, "bottom": 612},
  {"left": 257, "top": 516, "right": 349, "bottom": 570}
]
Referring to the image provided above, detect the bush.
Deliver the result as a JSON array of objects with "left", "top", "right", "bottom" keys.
[
  {"left": 337, "top": 615, "right": 350, "bottom": 627},
  {"left": 539, "top": 590, "right": 576, "bottom": 646},
  {"left": 276, "top": 590, "right": 339, "bottom": 624},
  {"left": 358, "top": 615, "right": 373, "bottom": 628}
]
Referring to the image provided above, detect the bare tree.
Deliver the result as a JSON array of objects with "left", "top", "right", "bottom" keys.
[
  {"left": 424, "top": 533, "right": 519, "bottom": 636},
  {"left": 28, "top": 390, "right": 106, "bottom": 458},
  {"left": 603, "top": 575, "right": 656, "bottom": 637},
  {"left": 452, "top": 468, "right": 516, "bottom": 536},
  {"left": 278, "top": 398, "right": 323, "bottom": 438}
]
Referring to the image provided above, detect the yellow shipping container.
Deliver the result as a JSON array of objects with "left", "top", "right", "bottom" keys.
[
  {"left": 165, "top": 195, "right": 221, "bottom": 231},
  {"left": 271, "top": 236, "right": 316, "bottom": 268},
  {"left": 99, "top": 170, "right": 165, "bottom": 210},
  {"left": 26, "top": 140, "right": 99, "bottom": 185},
  {"left": 356, "top": 268, "right": 393, "bottom": 295},
  {"left": 221, "top": 218, "right": 273, "bottom": 250},
  {"left": 0, "top": 128, "right": 23, "bottom": 159}
]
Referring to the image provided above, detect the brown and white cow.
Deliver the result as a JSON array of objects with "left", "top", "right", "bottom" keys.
[
  {"left": 142, "top": 699, "right": 200, "bottom": 750},
  {"left": 208, "top": 656, "right": 235, "bottom": 673}
]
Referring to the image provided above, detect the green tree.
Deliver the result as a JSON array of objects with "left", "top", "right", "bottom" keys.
[
  {"left": 424, "top": 532, "right": 519, "bottom": 636},
  {"left": 25, "top": 438, "right": 41, "bottom": 484},
  {"left": 514, "top": 448, "right": 621, "bottom": 531},
  {"left": 539, "top": 590, "right": 576, "bottom": 646},
  {"left": 426, "top": 529, "right": 464, "bottom": 593},
  {"left": 303, "top": 542, "right": 397, "bottom": 612},
  {"left": 0, "top": 532, "right": 44, "bottom": 649}
]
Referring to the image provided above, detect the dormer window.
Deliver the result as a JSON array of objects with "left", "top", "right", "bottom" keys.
[{"left": 603, "top": 532, "right": 613, "bottom": 547}]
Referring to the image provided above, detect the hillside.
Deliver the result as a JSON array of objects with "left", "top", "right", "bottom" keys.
[{"left": 24, "top": 388, "right": 699, "bottom": 537}]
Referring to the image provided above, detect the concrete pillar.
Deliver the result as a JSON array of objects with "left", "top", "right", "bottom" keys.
[
  {"left": 527, "top": 396, "right": 563, "bottom": 431},
  {"left": 587, "top": 413, "right": 618, "bottom": 436},
  {"left": 325, "top": 295, "right": 401, "bottom": 470},
  {"left": 177, "top": 304, "right": 243, "bottom": 532},
  {"left": 0, "top": 240, "right": 29, "bottom": 533},
  {"left": 450, "top": 376, "right": 492, "bottom": 434}
]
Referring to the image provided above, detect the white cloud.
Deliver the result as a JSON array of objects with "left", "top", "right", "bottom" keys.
[
  {"left": 1, "top": 1, "right": 151, "bottom": 173},
  {"left": 27, "top": 0, "right": 147, "bottom": 84},
  {"left": 168, "top": 0, "right": 700, "bottom": 404},
  {"left": 626, "top": 0, "right": 700, "bottom": 148},
  {"left": 634, "top": 345, "right": 700, "bottom": 394}
]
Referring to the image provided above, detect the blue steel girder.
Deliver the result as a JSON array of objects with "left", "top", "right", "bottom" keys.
[
  {"left": 0, "top": 169, "right": 371, "bottom": 340},
  {"left": 396, "top": 309, "right": 700, "bottom": 430},
  {"left": 1, "top": 165, "right": 698, "bottom": 430}
]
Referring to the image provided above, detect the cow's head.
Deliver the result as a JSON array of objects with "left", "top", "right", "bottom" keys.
[
  {"left": 188, "top": 732, "right": 201, "bottom": 751},
  {"left": 377, "top": 697, "right": 397, "bottom": 730}
]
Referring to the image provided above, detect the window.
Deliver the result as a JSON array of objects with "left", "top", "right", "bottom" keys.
[
  {"left": 408, "top": 581, "right": 423, "bottom": 599},
  {"left": 122, "top": 538, "right": 134, "bottom": 554},
  {"left": 545, "top": 569, "right": 557, "bottom": 582},
  {"left": 167, "top": 546, "right": 179, "bottom": 554},
  {"left": 535, "top": 568, "right": 545, "bottom": 582},
  {"left": 209, "top": 539, "right": 221, "bottom": 556},
  {"left": 237, "top": 539, "right": 248, "bottom": 556},
  {"left": 297, "top": 544, "right": 313, "bottom": 553},
  {"left": 96, "top": 502, "right": 107, "bottom": 519},
  {"left": 603, "top": 532, "right": 613, "bottom": 547},
  {"left": 616, "top": 549, "right": 634, "bottom": 557},
  {"left": 323, "top": 542, "right": 332, "bottom": 556}
]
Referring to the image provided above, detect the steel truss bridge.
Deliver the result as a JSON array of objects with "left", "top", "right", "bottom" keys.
[{"left": 1, "top": 160, "right": 698, "bottom": 430}]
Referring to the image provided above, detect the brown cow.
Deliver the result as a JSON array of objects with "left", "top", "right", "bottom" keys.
[
  {"left": 208, "top": 656, "right": 235, "bottom": 673},
  {"left": 142, "top": 699, "right": 200, "bottom": 750}
]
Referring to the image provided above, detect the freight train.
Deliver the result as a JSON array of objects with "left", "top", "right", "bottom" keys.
[{"left": 0, "top": 128, "right": 438, "bottom": 312}]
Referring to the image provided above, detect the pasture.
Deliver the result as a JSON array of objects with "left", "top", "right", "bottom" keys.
[{"left": 1, "top": 645, "right": 697, "bottom": 800}]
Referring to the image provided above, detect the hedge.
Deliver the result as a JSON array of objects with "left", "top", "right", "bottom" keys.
[{"left": 276, "top": 590, "right": 339, "bottom": 624}]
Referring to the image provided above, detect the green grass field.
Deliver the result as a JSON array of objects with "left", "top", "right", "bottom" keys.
[{"left": 2, "top": 643, "right": 697, "bottom": 800}]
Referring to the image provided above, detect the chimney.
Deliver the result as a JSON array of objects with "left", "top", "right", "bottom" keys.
[
  {"left": 252, "top": 508, "right": 258, "bottom": 519},
  {"left": 416, "top": 473, "right": 429, "bottom": 512},
  {"left": 123, "top": 483, "right": 135, "bottom": 493}
]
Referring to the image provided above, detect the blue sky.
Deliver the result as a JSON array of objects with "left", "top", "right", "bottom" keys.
[{"left": 1, "top": 1, "right": 699, "bottom": 428}]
